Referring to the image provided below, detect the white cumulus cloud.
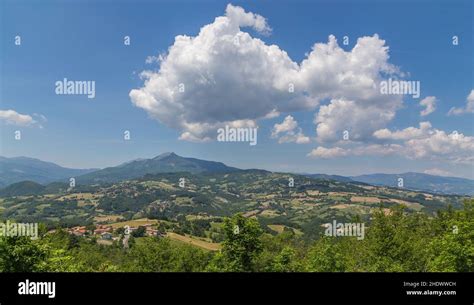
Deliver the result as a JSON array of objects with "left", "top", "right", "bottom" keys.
[
  {"left": 405, "top": 129, "right": 474, "bottom": 164},
  {"left": 271, "top": 115, "right": 310, "bottom": 144},
  {"left": 130, "top": 4, "right": 402, "bottom": 142},
  {"left": 307, "top": 144, "right": 402, "bottom": 159},
  {"left": 315, "top": 98, "right": 399, "bottom": 143},
  {"left": 373, "top": 121, "right": 432, "bottom": 140},
  {"left": 447, "top": 90, "right": 474, "bottom": 116},
  {"left": 307, "top": 146, "right": 349, "bottom": 158},
  {"left": 371, "top": 122, "right": 474, "bottom": 164},
  {"left": 0, "top": 109, "right": 43, "bottom": 127}
]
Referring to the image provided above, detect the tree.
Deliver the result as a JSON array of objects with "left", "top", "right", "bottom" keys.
[
  {"left": 218, "top": 214, "right": 263, "bottom": 271},
  {"left": 271, "top": 246, "right": 302, "bottom": 272},
  {"left": 427, "top": 200, "right": 474, "bottom": 272},
  {"left": 0, "top": 236, "right": 47, "bottom": 272},
  {"left": 131, "top": 226, "right": 146, "bottom": 238},
  {"left": 306, "top": 236, "right": 347, "bottom": 272}
]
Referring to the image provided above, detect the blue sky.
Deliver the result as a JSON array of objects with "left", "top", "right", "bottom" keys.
[{"left": 1, "top": 0, "right": 473, "bottom": 178}]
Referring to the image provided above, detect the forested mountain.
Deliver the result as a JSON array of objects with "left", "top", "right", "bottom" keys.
[
  {"left": 75, "top": 152, "right": 239, "bottom": 184},
  {"left": 0, "top": 156, "right": 96, "bottom": 187}
]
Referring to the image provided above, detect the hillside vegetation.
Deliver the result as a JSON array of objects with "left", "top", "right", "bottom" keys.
[{"left": 0, "top": 200, "right": 472, "bottom": 272}]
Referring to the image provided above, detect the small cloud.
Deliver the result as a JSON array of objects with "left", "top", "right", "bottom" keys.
[
  {"left": 0, "top": 109, "right": 45, "bottom": 128},
  {"left": 447, "top": 89, "right": 474, "bottom": 116},
  {"left": 307, "top": 146, "right": 348, "bottom": 158},
  {"left": 419, "top": 96, "right": 436, "bottom": 116},
  {"left": 263, "top": 109, "right": 280, "bottom": 119},
  {"left": 271, "top": 115, "right": 310, "bottom": 144}
]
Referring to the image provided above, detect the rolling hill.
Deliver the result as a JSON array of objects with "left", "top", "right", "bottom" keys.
[
  {"left": 0, "top": 156, "right": 97, "bottom": 187},
  {"left": 0, "top": 180, "right": 46, "bottom": 197}
]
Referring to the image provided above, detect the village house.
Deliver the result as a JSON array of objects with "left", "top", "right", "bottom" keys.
[
  {"left": 145, "top": 227, "right": 159, "bottom": 237},
  {"left": 101, "top": 232, "right": 113, "bottom": 240},
  {"left": 93, "top": 224, "right": 113, "bottom": 235},
  {"left": 69, "top": 226, "right": 87, "bottom": 236}
]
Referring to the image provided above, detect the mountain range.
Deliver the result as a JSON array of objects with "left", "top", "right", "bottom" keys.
[
  {"left": 350, "top": 172, "right": 474, "bottom": 196},
  {"left": 0, "top": 153, "right": 472, "bottom": 195},
  {"left": 0, "top": 156, "right": 96, "bottom": 188}
]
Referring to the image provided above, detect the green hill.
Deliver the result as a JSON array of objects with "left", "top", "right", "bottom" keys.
[{"left": 0, "top": 181, "right": 45, "bottom": 197}]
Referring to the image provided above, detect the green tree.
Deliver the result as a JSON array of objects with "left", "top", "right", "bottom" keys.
[
  {"left": 306, "top": 236, "right": 347, "bottom": 272},
  {"left": 0, "top": 236, "right": 47, "bottom": 272},
  {"left": 271, "top": 246, "right": 302, "bottom": 272},
  {"left": 131, "top": 226, "right": 146, "bottom": 238},
  {"left": 217, "top": 214, "right": 263, "bottom": 271},
  {"left": 427, "top": 200, "right": 474, "bottom": 272}
]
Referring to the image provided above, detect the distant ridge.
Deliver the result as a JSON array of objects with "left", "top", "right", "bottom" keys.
[
  {"left": 76, "top": 152, "right": 240, "bottom": 184},
  {"left": 1, "top": 154, "right": 472, "bottom": 196},
  {"left": 350, "top": 172, "right": 474, "bottom": 196},
  {"left": 0, "top": 156, "right": 97, "bottom": 187}
]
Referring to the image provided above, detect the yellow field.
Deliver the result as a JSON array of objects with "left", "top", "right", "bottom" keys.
[
  {"left": 328, "top": 192, "right": 354, "bottom": 196},
  {"left": 56, "top": 192, "right": 102, "bottom": 207},
  {"left": 351, "top": 196, "right": 381, "bottom": 204},
  {"left": 185, "top": 214, "right": 212, "bottom": 221},
  {"left": 332, "top": 203, "right": 372, "bottom": 214},
  {"left": 57, "top": 192, "right": 99, "bottom": 200},
  {"left": 109, "top": 218, "right": 159, "bottom": 229},
  {"left": 242, "top": 210, "right": 259, "bottom": 217},
  {"left": 268, "top": 224, "right": 285, "bottom": 233},
  {"left": 140, "top": 181, "right": 177, "bottom": 191},
  {"left": 268, "top": 224, "right": 303, "bottom": 236},
  {"left": 94, "top": 215, "right": 123, "bottom": 223},
  {"left": 332, "top": 204, "right": 351, "bottom": 209},
  {"left": 260, "top": 209, "right": 281, "bottom": 217},
  {"left": 389, "top": 199, "right": 424, "bottom": 211},
  {"left": 166, "top": 232, "right": 221, "bottom": 251}
]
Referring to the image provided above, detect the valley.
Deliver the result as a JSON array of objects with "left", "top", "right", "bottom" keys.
[{"left": 0, "top": 168, "right": 467, "bottom": 243}]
